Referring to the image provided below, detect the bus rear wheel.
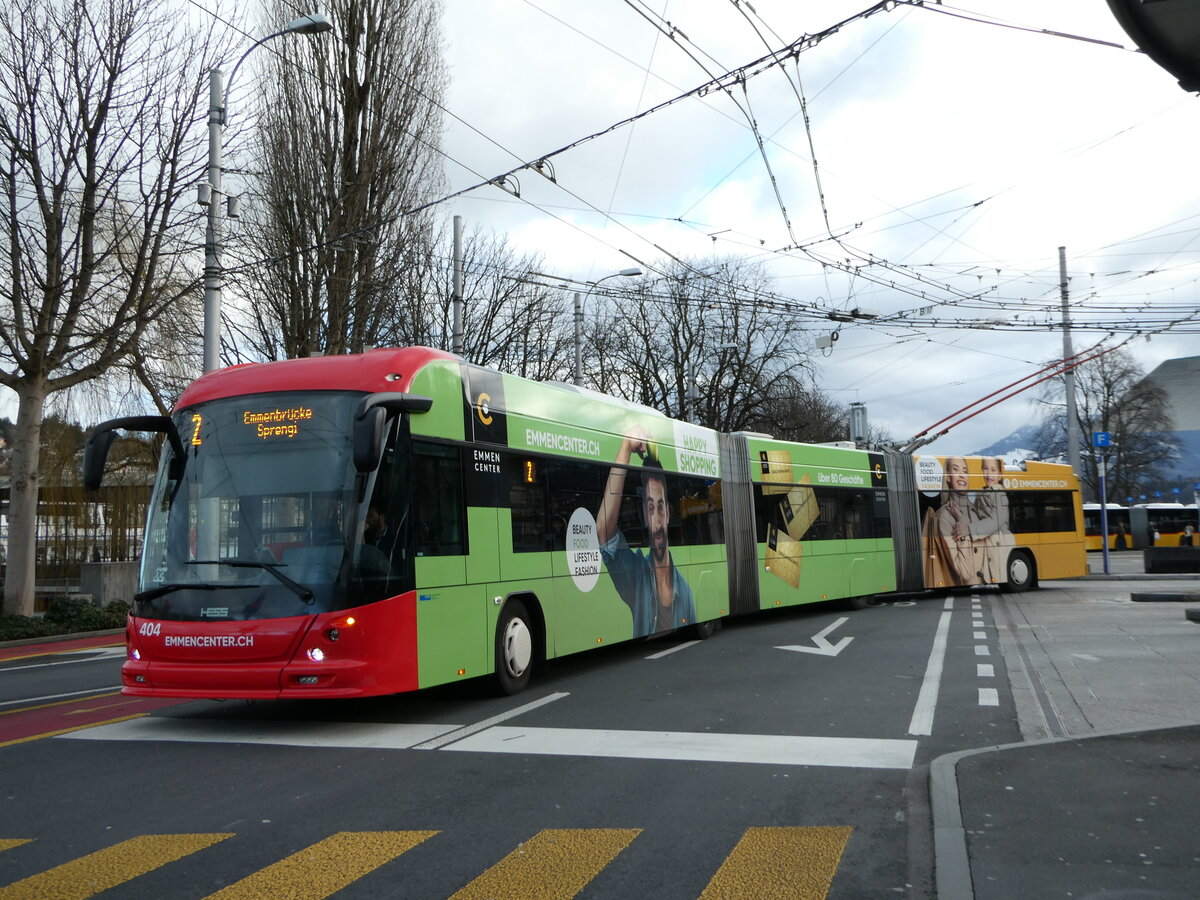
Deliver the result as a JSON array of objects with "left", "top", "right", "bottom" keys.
[
  {"left": 494, "top": 599, "right": 533, "bottom": 695},
  {"left": 686, "top": 618, "right": 720, "bottom": 640},
  {"left": 1001, "top": 550, "right": 1036, "bottom": 593}
]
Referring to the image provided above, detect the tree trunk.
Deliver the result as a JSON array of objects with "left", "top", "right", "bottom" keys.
[{"left": 3, "top": 379, "right": 48, "bottom": 617}]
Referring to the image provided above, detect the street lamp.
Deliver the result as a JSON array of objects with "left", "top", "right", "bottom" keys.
[
  {"left": 574, "top": 268, "right": 642, "bottom": 386},
  {"left": 201, "top": 13, "right": 334, "bottom": 373}
]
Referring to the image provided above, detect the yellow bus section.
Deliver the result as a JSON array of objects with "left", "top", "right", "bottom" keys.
[{"left": 1, "top": 827, "right": 855, "bottom": 899}]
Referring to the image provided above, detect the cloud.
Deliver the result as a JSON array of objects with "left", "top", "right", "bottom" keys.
[{"left": 441, "top": 1, "right": 1200, "bottom": 454}]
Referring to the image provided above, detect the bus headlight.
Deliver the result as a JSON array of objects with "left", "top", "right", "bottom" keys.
[{"left": 307, "top": 647, "right": 325, "bottom": 662}]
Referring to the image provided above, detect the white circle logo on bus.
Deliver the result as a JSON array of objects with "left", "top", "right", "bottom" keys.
[
  {"left": 567, "top": 507, "right": 601, "bottom": 593},
  {"left": 915, "top": 455, "right": 944, "bottom": 496},
  {"left": 475, "top": 392, "right": 493, "bottom": 426}
]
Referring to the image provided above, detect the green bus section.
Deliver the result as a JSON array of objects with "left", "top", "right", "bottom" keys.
[
  {"left": 408, "top": 359, "right": 728, "bottom": 690},
  {"left": 744, "top": 437, "right": 895, "bottom": 612}
]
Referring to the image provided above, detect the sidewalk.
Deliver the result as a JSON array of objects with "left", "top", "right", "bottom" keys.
[
  {"left": 0, "top": 630, "right": 123, "bottom": 661},
  {"left": 932, "top": 553, "right": 1200, "bottom": 899}
]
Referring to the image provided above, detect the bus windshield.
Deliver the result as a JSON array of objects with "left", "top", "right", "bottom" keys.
[{"left": 138, "top": 390, "right": 408, "bottom": 621}]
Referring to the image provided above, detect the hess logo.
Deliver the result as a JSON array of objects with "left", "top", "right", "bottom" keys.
[{"left": 475, "top": 392, "right": 493, "bottom": 426}]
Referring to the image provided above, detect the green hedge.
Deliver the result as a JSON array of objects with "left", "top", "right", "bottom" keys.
[{"left": 0, "top": 598, "right": 129, "bottom": 642}]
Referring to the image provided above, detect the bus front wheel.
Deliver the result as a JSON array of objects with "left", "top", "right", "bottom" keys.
[
  {"left": 494, "top": 599, "right": 533, "bottom": 695},
  {"left": 1001, "top": 551, "right": 1037, "bottom": 593}
]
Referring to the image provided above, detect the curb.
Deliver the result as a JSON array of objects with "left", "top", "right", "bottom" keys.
[
  {"left": 1077, "top": 573, "right": 1200, "bottom": 581},
  {"left": 1130, "top": 591, "right": 1200, "bottom": 602}
]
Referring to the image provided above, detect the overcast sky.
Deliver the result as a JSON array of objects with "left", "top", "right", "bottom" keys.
[{"left": 436, "top": 0, "right": 1200, "bottom": 455}]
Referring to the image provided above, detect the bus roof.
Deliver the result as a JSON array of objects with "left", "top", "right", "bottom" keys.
[{"left": 175, "top": 347, "right": 459, "bottom": 409}]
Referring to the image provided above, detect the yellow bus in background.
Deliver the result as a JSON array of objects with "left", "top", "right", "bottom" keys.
[{"left": 1082, "top": 503, "right": 1131, "bottom": 551}]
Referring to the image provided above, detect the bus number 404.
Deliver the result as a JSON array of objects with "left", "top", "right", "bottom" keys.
[{"left": 138, "top": 622, "right": 162, "bottom": 637}]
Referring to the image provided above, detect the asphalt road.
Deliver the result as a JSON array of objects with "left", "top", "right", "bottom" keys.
[{"left": 2, "top": 573, "right": 1191, "bottom": 899}]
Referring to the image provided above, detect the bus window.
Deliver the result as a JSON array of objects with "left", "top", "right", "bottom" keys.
[
  {"left": 678, "top": 478, "right": 724, "bottom": 546},
  {"left": 1009, "top": 491, "right": 1077, "bottom": 534},
  {"left": 413, "top": 441, "right": 466, "bottom": 557},
  {"left": 549, "top": 459, "right": 605, "bottom": 551},
  {"left": 354, "top": 423, "right": 414, "bottom": 600},
  {"left": 509, "top": 454, "right": 549, "bottom": 552}
]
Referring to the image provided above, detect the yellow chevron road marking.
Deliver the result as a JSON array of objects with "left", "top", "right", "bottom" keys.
[
  {"left": 203, "top": 830, "right": 437, "bottom": 900},
  {"left": 0, "top": 833, "right": 232, "bottom": 900},
  {"left": 0, "top": 827, "right": 853, "bottom": 899},
  {"left": 449, "top": 828, "right": 641, "bottom": 900},
  {"left": 698, "top": 826, "right": 853, "bottom": 900}
]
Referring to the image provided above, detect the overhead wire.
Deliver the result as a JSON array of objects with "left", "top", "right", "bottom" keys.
[{"left": 181, "top": 0, "right": 1200, "bottom": 337}]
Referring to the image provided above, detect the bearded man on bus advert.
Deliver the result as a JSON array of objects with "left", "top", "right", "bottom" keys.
[{"left": 596, "top": 426, "right": 697, "bottom": 637}]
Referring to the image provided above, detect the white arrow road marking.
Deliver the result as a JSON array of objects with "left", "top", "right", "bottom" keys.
[{"left": 776, "top": 617, "right": 853, "bottom": 657}]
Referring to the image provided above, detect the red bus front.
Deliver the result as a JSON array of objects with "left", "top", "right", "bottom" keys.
[{"left": 118, "top": 385, "right": 424, "bottom": 699}]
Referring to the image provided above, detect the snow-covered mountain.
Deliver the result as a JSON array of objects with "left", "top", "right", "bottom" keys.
[{"left": 971, "top": 423, "right": 1045, "bottom": 465}]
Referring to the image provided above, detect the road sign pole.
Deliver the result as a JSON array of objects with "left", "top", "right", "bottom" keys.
[
  {"left": 1092, "top": 432, "right": 1112, "bottom": 574},
  {"left": 1099, "top": 454, "right": 1110, "bottom": 575}
]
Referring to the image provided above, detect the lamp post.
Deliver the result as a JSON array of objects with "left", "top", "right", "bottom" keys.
[
  {"left": 574, "top": 268, "right": 642, "bottom": 386},
  {"left": 201, "top": 13, "right": 333, "bottom": 373}
]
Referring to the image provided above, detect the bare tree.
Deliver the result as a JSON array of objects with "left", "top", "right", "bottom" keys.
[
  {"left": 235, "top": 0, "right": 447, "bottom": 360},
  {"left": 754, "top": 387, "right": 850, "bottom": 444},
  {"left": 406, "top": 224, "right": 573, "bottom": 380},
  {"left": 585, "top": 258, "right": 814, "bottom": 431},
  {"left": 1035, "top": 346, "right": 1179, "bottom": 501},
  {"left": 0, "top": 0, "right": 229, "bottom": 615}
]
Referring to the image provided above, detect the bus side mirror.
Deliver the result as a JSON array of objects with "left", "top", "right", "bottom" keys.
[
  {"left": 82, "top": 415, "right": 185, "bottom": 490},
  {"left": 83, "top": 429, "right": 119, "bottom": 491},
  {"left": 352, "top": 392, "right": 433, "bottom": 473},
  {"left": 354, "top": 406, "right": 388, "bottom": 473}
]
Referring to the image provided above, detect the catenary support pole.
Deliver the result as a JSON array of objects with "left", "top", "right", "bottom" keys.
[
  {"left": 1059, "top": 247, "right": 1084, "bottom": 483},
  {"left": 574, "top": 292, "right": 583, "bottom": 386},
  {"left": 452, "top": 215, "right": 463, "bottom": 356},
  {"left": 203, "top": 69, "right": 224, "bottom": 374}
]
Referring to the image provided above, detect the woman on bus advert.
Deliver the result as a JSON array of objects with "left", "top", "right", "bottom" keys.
[
  {"left": 971, "top": 456, "right": 1014, "bottom": 583},
  {"left": 921, "top": 456, "right": 1015, "bottom": 588},
  {"left": 922, "top": 456, "right": 977, "bottom": 587}
]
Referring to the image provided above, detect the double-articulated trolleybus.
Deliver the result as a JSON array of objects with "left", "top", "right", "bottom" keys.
[{"left": 85, "top": 347, "right": 1086, "bottom": 699}]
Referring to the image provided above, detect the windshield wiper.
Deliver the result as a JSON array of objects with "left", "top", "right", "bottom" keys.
[
  {"left": 189, "top": 558, "right": 315, "bottom": 605},
  {"left": 133, "top": 582, "right": 223, "bottom": 603}
]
